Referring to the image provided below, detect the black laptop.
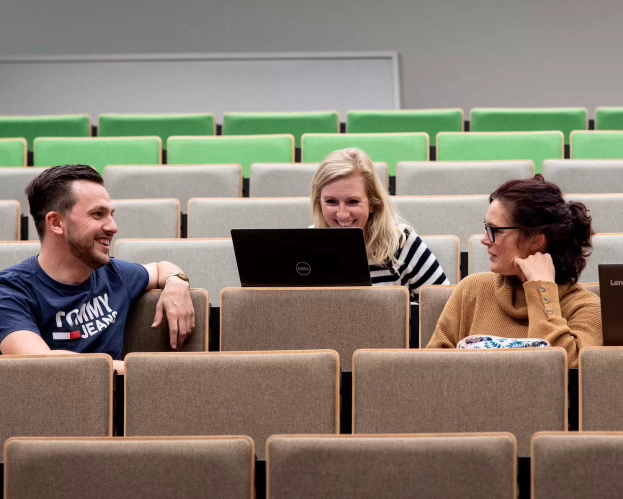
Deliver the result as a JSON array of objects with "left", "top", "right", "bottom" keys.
[
  {"left": 231, "top": 228, "right": 372, "bottom": 287},
  {"left": 598, "top": 264, "right": 623, "bottom": 346}
]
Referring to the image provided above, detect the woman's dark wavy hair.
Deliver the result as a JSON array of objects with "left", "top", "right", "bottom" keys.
[{"left": 490, "top": 174, "right": 594, "bottom": 285}]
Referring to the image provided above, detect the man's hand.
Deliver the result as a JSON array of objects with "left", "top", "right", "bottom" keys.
[
  {"left": 151, "top": 277, "right": 196, "bottom": 350},
  {"left": 514, "top": 252, "right": 556, "bottom": 283}
]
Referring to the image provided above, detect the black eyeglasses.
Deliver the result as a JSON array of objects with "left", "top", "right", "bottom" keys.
[{"left": 483, "top": 219, "right": 519, "bottom": 243}]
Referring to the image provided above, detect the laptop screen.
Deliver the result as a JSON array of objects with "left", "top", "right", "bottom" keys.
[
  {"left": 598, "top": 264, "right": 623, "bottom": 346},
  {"left": 231, "top": 228, "right": 371, "bottom": 287}
]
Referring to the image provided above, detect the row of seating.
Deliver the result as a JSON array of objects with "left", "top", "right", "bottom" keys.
[
  {"left": 4, "top": 130, "right": 623, "bottom": 174},
  {"left": 0, "top": 348, "right": 620, "bottom": 463},
  {"left": 6, "top": 431, "right": 623, "bottom": 498}
]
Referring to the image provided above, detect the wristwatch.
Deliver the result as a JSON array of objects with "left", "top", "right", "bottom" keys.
[{"left": 166, "top": 272, "right": 190, "bottom": 285}]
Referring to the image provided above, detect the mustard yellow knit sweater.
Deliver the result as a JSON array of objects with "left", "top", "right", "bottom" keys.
[{"left": 426, "top": 272, "right": 603, "bottom": 368}]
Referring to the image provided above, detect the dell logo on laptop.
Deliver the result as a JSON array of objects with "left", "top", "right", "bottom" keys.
[{"left": 296, "top": 262, "right": 311, "bottom": 276}]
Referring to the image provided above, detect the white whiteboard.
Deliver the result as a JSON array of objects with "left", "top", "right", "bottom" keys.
[{"left": 0, "top": 52, "right": 400, "bottom": 122}]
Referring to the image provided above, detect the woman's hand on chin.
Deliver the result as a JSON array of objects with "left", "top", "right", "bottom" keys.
[{"left": 513, "top": 252, "right": 556, "bottom": 283}]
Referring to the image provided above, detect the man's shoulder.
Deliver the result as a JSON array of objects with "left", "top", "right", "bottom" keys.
[{"left": 0, "top": 256, "right": 38, "bottom": 284}]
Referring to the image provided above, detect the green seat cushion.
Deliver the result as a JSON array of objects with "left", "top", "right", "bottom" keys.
[
  {"left": 471, "top": 108, "right": 587, "bottom": 145},
  {"left": 99, "top": 114, "right": 215, "bottom": 150},
  {"left": 437, "top": 131, "right": 564, "bottom": 174},
  {"left": 0, "top": 138, "right": 27, "bottom": 167},
  {"left": 571, "top": 131, "right": 623, "bottom": 160},
  {"left": 0, "top": 115, "right": 91, "bottom": 152},
  {"left": 596, "top": 108, "right": 623, "bottom": 130},
  {"left": 347, "top": 109, "right": 463, "bottom": 144},
  {"left": 302, "top": 133, "right": 429, "bottom": 176},
  {"left": 34, "top": 137, "right": 161, "bottom": 175},
  {"left": 167, "top": 135, "right": 294, "bottom": 178},
  {"left": 223, "top": 112, "right": 339, "bottom": 148}
]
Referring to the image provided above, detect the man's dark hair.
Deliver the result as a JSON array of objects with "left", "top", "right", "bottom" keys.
[{"left": 25, "top": 165, "right": 104, "bottom": 240}]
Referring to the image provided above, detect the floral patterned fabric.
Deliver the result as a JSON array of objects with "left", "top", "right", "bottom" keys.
[{"left": 457, "top": 335, "right": 551, "bottom": 349}]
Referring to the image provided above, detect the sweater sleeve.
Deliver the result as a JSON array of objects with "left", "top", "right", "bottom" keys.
[
  {"left": 426, "top": 280, "right": 464, "bottom": 348},
  {"left": 524, "top": 280, "right": 603, "bottom": 368}
]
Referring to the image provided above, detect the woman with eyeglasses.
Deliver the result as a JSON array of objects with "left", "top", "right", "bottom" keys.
[{"left": 427, "top": 174, "right": 602, "bottom": 367}]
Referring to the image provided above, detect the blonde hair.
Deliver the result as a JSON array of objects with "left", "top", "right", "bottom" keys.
[{"left": 311, "top": 148, "right": 403, "bottom": 266}]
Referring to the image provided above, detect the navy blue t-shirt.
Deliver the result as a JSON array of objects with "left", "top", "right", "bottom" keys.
[{"left": 0, "top": 256, "right": 149, "bottom": 360}]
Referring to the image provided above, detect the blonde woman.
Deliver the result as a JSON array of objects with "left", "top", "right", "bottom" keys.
[{"left": 311, "top": 148, "right": 449, "bottom": 302}]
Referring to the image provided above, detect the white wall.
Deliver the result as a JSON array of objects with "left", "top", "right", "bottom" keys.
[{"left": 1, "top": 0, "right": 621, "bottom": 115}]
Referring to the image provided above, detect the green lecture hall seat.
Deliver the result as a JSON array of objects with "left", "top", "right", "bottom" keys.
[
  {"left": 470, "top": 108, "right": 587, "bottom": 145},
  {"left": 302, "top": 132, "right": 429, "bottom": 177},
  {"left": 571, "top": 131, "right": 623, "bottom": 159},
  {"left": 98, "top": 113, "right": 215, "bottom": 150},
  {"left": 167, "top": 134, "right": 294, "bottom": 178},
  {"left": 0, "top": 115, "right": 91, "bottom": 153},
  {"left": 0, "top": 138, "right": 27, "bottom": 167},
  {"left": 347, "top": 109, "right": 464, "bottom": 145},
  {"left": 596, "top": 107, "right": 623, "bottom": 130},
  {"left": 437, "top": 131, "right": 564, "bottom": 174},
  {"left": 34, "top": 137, "right": 162, "bottom": 175},
  {"left": 222, "top": 111, "right": 339, "bottom": 149}
]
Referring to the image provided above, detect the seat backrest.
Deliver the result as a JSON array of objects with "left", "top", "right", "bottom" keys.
[
  {"left": 223, "top": 111, "right": 339, "bottom": 148},
  {"left": 249, "top": 162, "right": 389, "bottom": 197},
  {"left": 167, "top": 134, "right": 294, "bottom": 179},
  {"left": 123, "top": 288, "right": 210, "bottom": 355},
  {"left": 571, "top": 130, "right": 623, "bottom": 160},
  {"left": 99, "top": 113, "right": 215, "bottom": 149},
  {"left": 470, "top": 108, "right": 587, "bottom": 145},
  {"left": 0, "top": 200, "right": 21, "bottom": 241},
  {"left": 596, "top": 107, "right": 623, "bottom": 130},
  {"left": 532, "top": 432, "right": 623, "bottom": 499},
  {"left": 437, "top": 131, "right": 564, "bottom": 174},
  {"left": 0, "top": 355, "right": 112, "bottom": 463},
  {"left": 112, "top": 198, "right": 180, "bottom": 242},
  {"left": 468, "top": 234, "right": 490, "bottom": 275},
  {"left": 105, "top": 165, "right": 242, "bottom": 208},
  {"left": 187, "top": 197, "right": 312, "bottom": 238},
  {"left": 347, "top": 109, "right": 464, "bottom": 143},
  {"left": 4, "top": 435, "right": 254, "bottom": 499},
  {"left": 0, "top": 138, "right": 27, "bottom": 167},
  {"left": 0, "top": 115, "right": 91, "bottom": 152},
  {"left": 418, "top": 285, "right": 457, "bottom": 347},
  {"left": 125, "top": 350, "right": 339, "bottom": 459},
  {"left": 421, "top": 235, "right": 460, "bottom": 284},
  {"left": 396, "top": 160, "right": 534, "bottom": 195},
  {"left": 114, "top": 238, "right": 239, "bottom": 306},
  {"left": 580, "top": 233, "right": 623, "bottom": 283},
  {"left": 565, "top": 194, "right": 623, "bottom": 234},
  {"left": 220, "top": 287, "right": 409, "bottom": 371},
  {"left": 267, "top": 433, "right": 517, "bottom": 499},
  {"left": 0, "top": 167, "right": 46, "bottom": 214},
  {"left": 34, "top": 137, "right": 162, "bottom": 175},
  {"left": 392, "top": 195, "right": 489, "bottom": 249},
  {"left": 353, "top": 348, "right": 567, "bottom": 456},
  {"left": 0, "top": 241, "right": 41, "bottom": 271},
  {"left": 302, "top": 132, "right": 430, "bottom": 176},
  {"left": 543, "top": 159, "right": 623, "bottom": 194},
  {"left": 579, "top": 347, "right": 623, "bottom": 431}
]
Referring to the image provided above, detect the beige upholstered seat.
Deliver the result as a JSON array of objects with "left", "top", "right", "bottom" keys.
[
  {"left": 0, "top": 241, "right": 40, "bottom": 271},
  {"left": 115, "top": 238, "right": 238, "bottom": 307},
  {"left": 105, "top": 165, "right": 243, "bottom": 208},
  {"left": 396, "top": 160, "right": 534, "bottom": 195},
  {"left": 532, "top": 432, "right": 623, "bottom": 499},
  {"left": 267, "top": 433, "right": 517, "bottom": 499},
  {"left": 4, "top": 436, "right": 254, "bottom": 499},
  {"left": 543, "top": 159, "right": 623, "bottom": 194},
  {"left": 187, "top": 197, "right": 312, "bottom": 238},
  {"left": 580, "top": 347, "right": 623, "bottom": 431},
  {"left": 0, "top": 167, "right": 47, "bottom": 215},
  {"left": 565, "top": 194, "right": 623, "bottom": 234},
  {"left": 250, "top": 162, "right": 389, "bottom": 197},
  {"left": 418, "top": 285, "right": 457, "bottom": 347},
  {"left": 0, "top": 355, "right": 113, "bottom": 463},
  {"left": 125, "top": 350, "right": 339, "bottom": 459},
  {"left": 353, "top": 348, "right": 567, "bottom": 456},
  {"left": 422, "top": 235, "right": 460, "bottom": 284},
  {"left": 467, "top": 234, "right": 490, "bottom": 275},
  {"left": 392, "top": 195, "right": 489, "bottom": 249},
  {"left": 123, "top": 288, "right": 210, "bottom": 355},
  {"left": 0, "top": 200, "right": 20, "bottom": 241},
  {"left": 582, "top": 233, "right": 623, "bottom": 283},
  {"left": 220, "top": 287, "right": 409, "bottom": 371}
]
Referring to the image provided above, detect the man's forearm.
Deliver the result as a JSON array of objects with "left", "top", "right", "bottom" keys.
[{"left": 156, "top": 261, "right": 189, "bottom": 289}]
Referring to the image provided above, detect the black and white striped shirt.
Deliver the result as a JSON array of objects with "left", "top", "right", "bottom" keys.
[{"left": 369, "top": 224, "right": 450, "bottom": 303}]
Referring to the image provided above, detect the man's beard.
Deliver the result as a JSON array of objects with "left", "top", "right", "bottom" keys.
[{"left": 66, "top": 224, "right": 110, "bottom": 270}]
